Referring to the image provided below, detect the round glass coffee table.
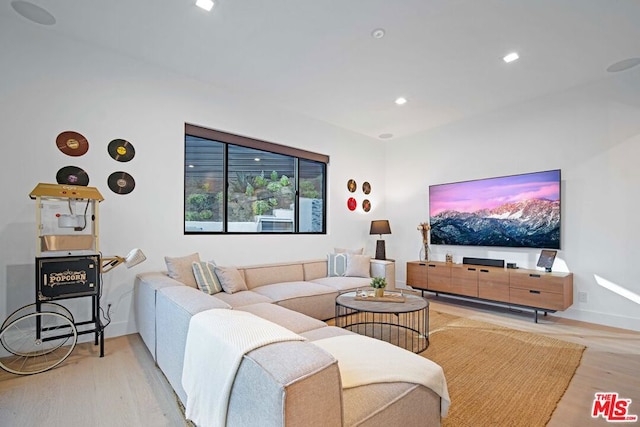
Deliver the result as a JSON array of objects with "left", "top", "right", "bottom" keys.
[{"left": 335, "top": 291, "right": 429, "bottom": 353}]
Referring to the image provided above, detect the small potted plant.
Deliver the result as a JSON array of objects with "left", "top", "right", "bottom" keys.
[{"left": 370, "top": 276, "right": 387, "bottom": 298}]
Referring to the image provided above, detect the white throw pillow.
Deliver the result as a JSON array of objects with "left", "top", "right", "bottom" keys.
[
  {"left": 164, "top": 253, "right": 200, "bottom": 288},
  {"left": 345, "top": 254, "right": 371, "bottom": 278},
  {"left": 214, "top": 266, "right": 248, "bottom": 294}
]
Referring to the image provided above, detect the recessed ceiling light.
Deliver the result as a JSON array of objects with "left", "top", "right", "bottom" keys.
[
  {"left": 11, "top": 1, "right": 56, "bottom": 25},
  {"left": 188, "top": 164, "right": 195, "bottom": 168},
  {"left": 195, "top": 0, "right": 215, "bottom": 11},
  {"left": 503, "top": 52, "right": 519, "bottom": 63},
  {"left": 371, "top": 28, "right": 386, "bottom": 39},
  {"left": 379, "top": 133, "right": 394, "bottom": 139},
  {"left": 395, "top": 97, "right": 407, "bottom": 105},
  {"left": 254, "top": 158, "right": 260, "bottom": 162}
]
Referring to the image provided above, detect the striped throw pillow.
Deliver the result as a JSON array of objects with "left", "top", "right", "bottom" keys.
[
  {"left": 327, "top": 253, "right": 348, "bottom": 277},
  {"left": 192, "top": 261, "right": 223, "bottom": 295}
]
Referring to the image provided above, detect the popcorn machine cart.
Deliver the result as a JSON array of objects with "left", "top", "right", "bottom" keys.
[{"left": 0, "top": 183, "right": 105, "bottom": 375}]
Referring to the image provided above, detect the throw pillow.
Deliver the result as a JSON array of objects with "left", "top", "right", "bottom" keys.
[
  {"left": 345, "top": 254, "right": 371, "bottom": 278},
  {"left": 214, "top": 266, "right": 248, "bottom": 294},
  {"left": 192, "top": 261, "right": 223, "bottom": 295},
  {"left": 327, "top": 253, "right": 348, "bottom": 277},
  {"left": 334, "top": 247, "right": 364, "bottom": 255},
  {"left": 164, "top": 253, "right": 200, "bottom": 288}
]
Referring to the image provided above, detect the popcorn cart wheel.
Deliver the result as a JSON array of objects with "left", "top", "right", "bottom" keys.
[{"left": 0, "top": 312, "right": 77, "bottom": 375}]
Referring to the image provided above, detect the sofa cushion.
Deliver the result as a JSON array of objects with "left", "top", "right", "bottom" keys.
[
  {"left": 214, "top": 266, "right": 248, "bottom": 293},
  {"left": 237, "top": 303, "right": 327, "bottom": 334},
  {"left": 192, "top": 261, "right": 223, "bottom": 295},
  {"left": 157, "top": 286, "right": 231, "bottom": 314},
  {"left": 303, "top": 260, "right": 327, "bottom": 281},
  {"left": 213, "top": 290, "right": 274, "bottom": 308},
  {"left": 252, "top": 281, "right": 338, "bottom": 320},
  {"left": 251, "top": 281, "right": 336, "bottom": 301},
  {"left": 327, "top": 253, "right": 348, "bottom": 277},
  {"left": 164, "top": 252, "right": 200, "bottom": 288},
  {"left": 241, "top": 263, "right": 305, "bottom": 289},
  {"left": 345, "top": 254, "right": 371, "bottom": 278},
  {"left": 310, "top": 276, "right": 372, "bottom": 292},
  {"left": 302, "top": 325, "right": 355, "bottom": 341}
]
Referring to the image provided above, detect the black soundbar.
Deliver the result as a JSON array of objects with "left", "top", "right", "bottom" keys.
[{"left": 462, "top": 257, "right": 505, "bottom": 268}]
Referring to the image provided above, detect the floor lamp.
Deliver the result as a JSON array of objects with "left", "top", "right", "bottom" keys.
[{"left": 370, "top": 220, "right": 391, "bottom": 260}]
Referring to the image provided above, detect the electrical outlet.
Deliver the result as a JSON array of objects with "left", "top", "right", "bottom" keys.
[{"left": 578, "top": 291, "right": 588, "bottom": 303}]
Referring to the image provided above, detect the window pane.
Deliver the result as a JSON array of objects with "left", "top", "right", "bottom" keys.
[
  {"left": 185, "top": 136, "right": 224, "bottom": 232},
  {"left": 228, "top": 145, "right": 295, "bottom": 233},
  {"left": 299, "top": 159, "right": 325, "bottom": 233}
]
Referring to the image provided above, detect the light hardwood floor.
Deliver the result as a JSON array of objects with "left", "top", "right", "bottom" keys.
[{"left": 0, "top": 295, "right": 638, "bottom": 426}]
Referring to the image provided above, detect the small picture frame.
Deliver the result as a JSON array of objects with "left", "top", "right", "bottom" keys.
[{"left": 536, "top": 250, "right": 557, "bottom": 272}]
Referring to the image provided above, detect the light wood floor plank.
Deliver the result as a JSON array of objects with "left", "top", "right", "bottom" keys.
[{"left": 1, "top": 294, "right": 638, "bottom": 426}]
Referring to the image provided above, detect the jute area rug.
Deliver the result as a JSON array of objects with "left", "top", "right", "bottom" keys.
[{"left": 423, "top": 311, "right": 585, "bottom": 427}]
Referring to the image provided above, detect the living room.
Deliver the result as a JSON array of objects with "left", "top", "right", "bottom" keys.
[{"left": 0, "top": 1, "right": 639, "bottom": 425}]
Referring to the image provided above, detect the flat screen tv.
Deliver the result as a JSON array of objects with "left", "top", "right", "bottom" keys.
[{"left": 429, "top": 169, "right": 561, "bottom": 249}]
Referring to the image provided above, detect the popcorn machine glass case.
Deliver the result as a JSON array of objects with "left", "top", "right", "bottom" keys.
[{"left": 30, "top": 183, "right": 103, "bottom": 256}]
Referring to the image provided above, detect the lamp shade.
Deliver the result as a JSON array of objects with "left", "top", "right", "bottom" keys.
[{"left": 369, "top": 220, "right": 391, "bottom": 236}]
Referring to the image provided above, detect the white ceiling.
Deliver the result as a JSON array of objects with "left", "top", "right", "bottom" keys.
[{"left": 8, "top": 0, "right": 640, "bottom": 140}]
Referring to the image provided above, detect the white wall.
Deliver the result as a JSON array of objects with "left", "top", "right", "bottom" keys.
[
  {"left": 0, "top": 17, "right": 388, "bottom": 337},
  {"left": 2, "top": 13, "right": 638, "bottom": 337},
  {"left": 385, "top": 68, "right": 640, "bottom": 331}
]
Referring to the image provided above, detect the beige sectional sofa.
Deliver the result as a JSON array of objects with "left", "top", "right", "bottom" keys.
[{"left": 134, "top": 257, "right": 446, "bottom": 427}]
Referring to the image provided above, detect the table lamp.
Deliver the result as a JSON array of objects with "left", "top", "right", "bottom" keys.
[{"left": 369, "top": 220, "right": 391, "bottom": 260}]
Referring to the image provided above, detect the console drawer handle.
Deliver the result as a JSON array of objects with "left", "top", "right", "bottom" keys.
[
  {"left": 428, "top": 264, "right": 436, "bottom": 268},
  {"left": 529, "top": 274, "right": 541, "bottom": 278},
  {"left": 467, "top": 267, "right": 476, "bottom": 271},
  {"left": 480, "top": 269, "right": 489, "bottom": 273},
  {"left": 529, "top": 290, "right": 541, "bottom": 294}
]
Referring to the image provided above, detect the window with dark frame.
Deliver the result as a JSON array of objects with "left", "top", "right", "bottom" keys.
[{"left": 184, "top": 124, "right": 328, "bottom": 234}]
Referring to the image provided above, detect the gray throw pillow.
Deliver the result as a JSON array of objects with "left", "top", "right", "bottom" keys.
[
  {"left": 214, "top": 266, "right": 248, "bottom": 294},
  {"left": 164, "top": 253, "right": 200, "bottom": 288},
  {"left": 328, "top": 253, "right": 348, "bottom": 277}
]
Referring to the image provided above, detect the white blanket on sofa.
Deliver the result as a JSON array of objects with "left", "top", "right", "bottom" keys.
[
  {"left": 313, "top": 334, "right": 451, "bottom": 417},
  {"left": 182, "top": 309, "right": 305, "bottom": 427}
]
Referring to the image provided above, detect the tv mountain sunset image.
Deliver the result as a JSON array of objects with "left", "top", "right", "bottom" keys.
[{"left": 429, "top": 170, "right": 561, "bottom": 249}]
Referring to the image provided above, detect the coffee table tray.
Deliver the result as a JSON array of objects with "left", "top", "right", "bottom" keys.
[{"left": 355, "top": 294, "right": 406, "bottom": 303}]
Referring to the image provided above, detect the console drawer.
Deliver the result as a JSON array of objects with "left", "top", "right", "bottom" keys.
[
  {"left": 510, "top": 287, "right": 565, "bottom": 311},
  {"left": 509, "top": 271, "right": 568, "bottom": 293}
]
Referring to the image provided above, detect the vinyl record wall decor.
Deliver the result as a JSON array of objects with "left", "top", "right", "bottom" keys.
[
  {"left": 346, "top": 179, "right": 373, "bottom": 212},
  {"left": 108, "top": 139, "right": 135, "bottom": 162},
  {"left": 107, "top": 171, "right": 135, "bottom": 195},
  {"left": 52, "top": 130, "right": 138, "bottom": 196},
  {"left": 107, "top": 138, "right": 137, "bottom": 195},
  {"left": 56, "top": 166, "right": 89, "bottom": 186},
  {"left": 56, "top": 131, "right": 89, "bottom": 157}
]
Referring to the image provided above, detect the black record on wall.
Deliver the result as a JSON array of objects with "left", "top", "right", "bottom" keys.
[
  {"left": 107, "top": 171, "right": 135, "bottom": 195},
  {"left": 56, "top": 166, "right": 89, "bottom": 186},
  {"left": 107, "top": 139, "right": 135, "bottom": 162}
]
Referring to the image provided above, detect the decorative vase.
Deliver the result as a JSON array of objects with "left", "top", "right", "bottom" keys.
[
  {"left": 374, "top": 288, "right": 385, "bottom": 298},
  {"left": 419, "top": 243, "right": 430, "bottom": 261}
]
